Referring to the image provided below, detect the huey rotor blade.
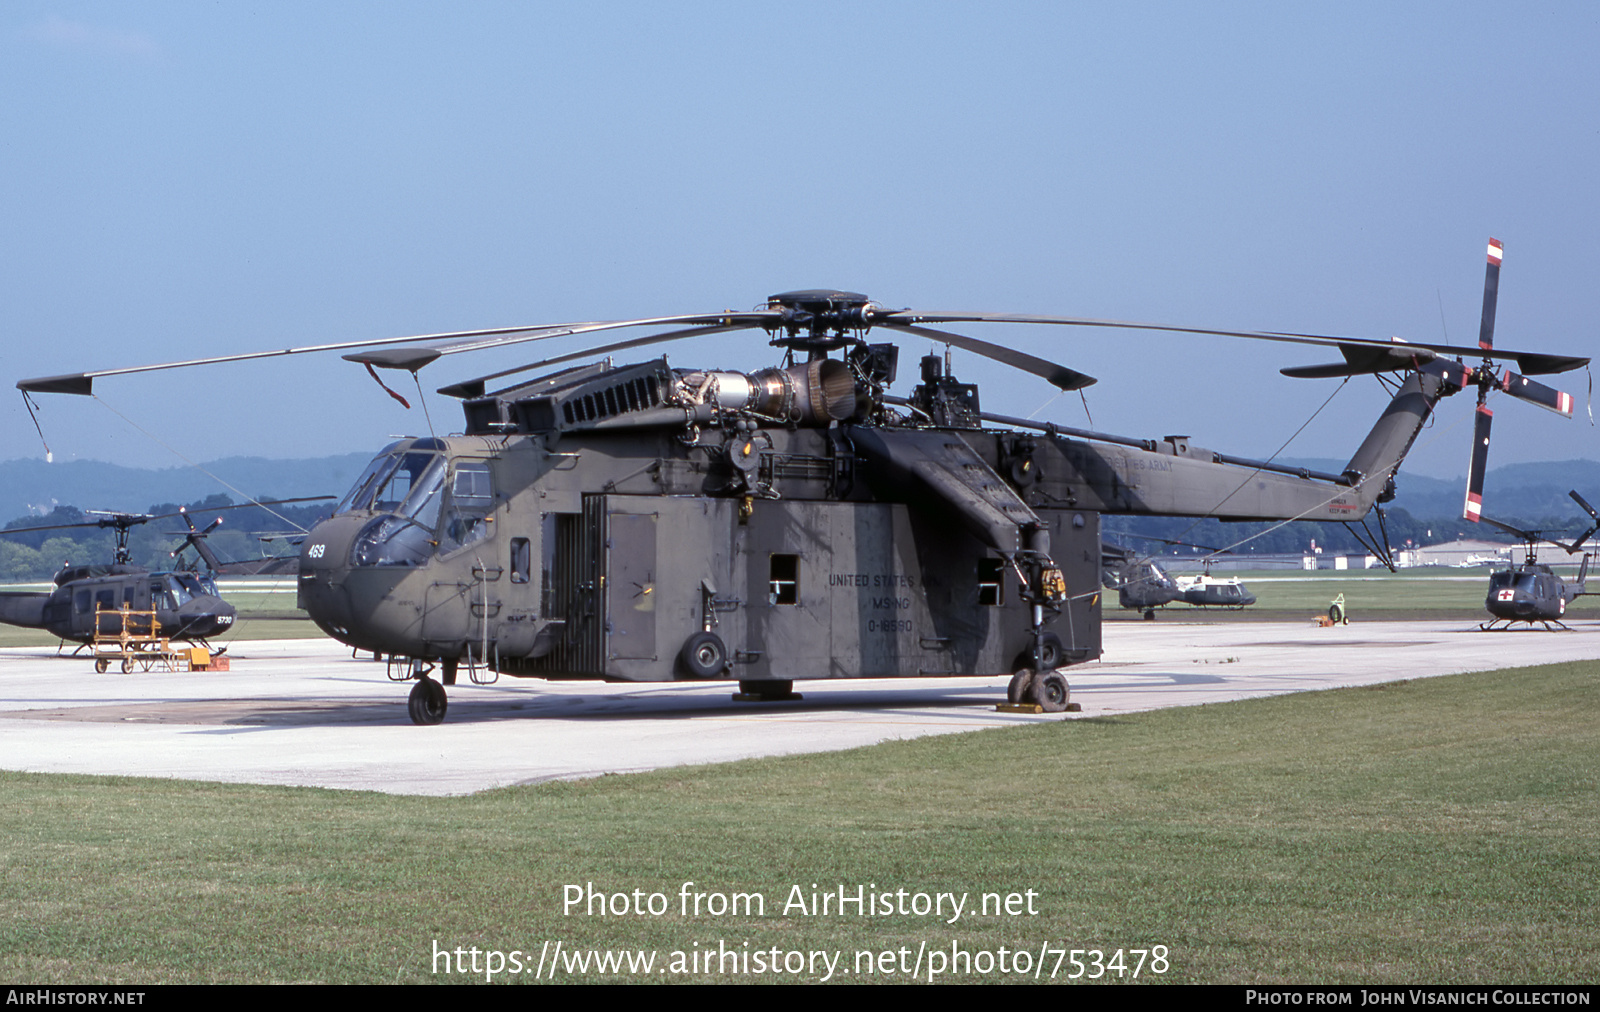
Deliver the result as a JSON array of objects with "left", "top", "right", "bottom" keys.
[
  {"left": 1565, "top": 490, "right": 1600, "bottom": 553},
  {"left": 1463, "top": 405, "right": 1493, "bottom": 522},
  {"left": 1571, "top": 490, "right": 1600, "bottom": 523},
  {"left": 1480, "top": 515, "right": 1534, "bottom": 540},
  {"left": 436, "top": 321, "right": 761, "bottom": 400},
  {"left": 878, "top": 323, "right": 1096, "bottom": 391},
  {"left": 1479, "top": 238, "right": 1502, "bottom": 351}
]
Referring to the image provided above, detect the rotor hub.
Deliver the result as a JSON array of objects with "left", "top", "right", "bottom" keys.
[{"left": 764, "top": 290, "right": 876, "bottom": 351}]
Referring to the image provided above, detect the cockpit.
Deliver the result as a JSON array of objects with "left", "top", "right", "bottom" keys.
[
  {"left": 1488, "top": 570, "right": 1546, "bottom": 596},
  {"left": 337, "top": 442, "right": 496, "bottom": 567}
]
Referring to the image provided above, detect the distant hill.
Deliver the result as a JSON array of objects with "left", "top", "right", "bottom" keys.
[{"left": 0, "top": 453, "right": 372, "bottom": 520}]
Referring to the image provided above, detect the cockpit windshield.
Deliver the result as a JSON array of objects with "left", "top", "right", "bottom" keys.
[
  {"left": 335, "top": 449, "right": 443, "bottom": 516},
  {"left": 173, "top": 574, "right": 212, "bottom": 600}
]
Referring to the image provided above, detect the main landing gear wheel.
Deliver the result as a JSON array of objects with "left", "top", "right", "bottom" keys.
[
  {"left": 408, "top": 677, "right": 448, "bottom": 725},
  {"left": 1032, "top": 671, "right": 1070, "bottom": 713},
  {"left": 1008, "top": 668, "right": 1036, "bottom": 705},
  {"left": 680, "top": 632, "right": 727, "bottom": 678}
]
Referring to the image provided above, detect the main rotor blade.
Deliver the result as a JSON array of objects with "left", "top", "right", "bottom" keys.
[
  {"left": 1479, "top": 238, "right": 1502, "bottom": 351},
  {"left": 436, "top": 321, "right": 761, "bottom": 399},
  {"left": 1463, "top": 404, "right": 1493, "bottom": 522},
  {"left": 877, "top": 310, "right": 1589, "bottom": 376},
  {"left": 878, "top": 323, "right": 1096, "bottom": 391},
  {"left": 0, "top": 496, "right": 337, "bottom": 538},
  {"left": 1279, "top": 342, "right": 1439, "bottom": 378},
  {"left": 345, "top": 312, "right": 777, "bottom": 373},
  {"left": 1566, "top": 491, "right": 1600, "bottom": 553},
  {"left": 1480, "top": 515, "right": 1533, "bottom": 540},
  {"left": 17, "top": 324, "right": 601, "bottom": 396}
]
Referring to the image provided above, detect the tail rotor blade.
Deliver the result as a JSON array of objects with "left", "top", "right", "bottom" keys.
[
  {"left": 1498, "top": 371, "right": 1575, "bottom": 418},
  {"left": 1479, "top": 238, "right": 1502, "bottom": 351},
  {"left": 1463, "top": 404, "right": 1493, "bottom": 522}
]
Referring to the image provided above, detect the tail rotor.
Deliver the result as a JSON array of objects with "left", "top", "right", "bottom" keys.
[{"left": 1461, "top": 239, "right": 1577, "bottom": 521}]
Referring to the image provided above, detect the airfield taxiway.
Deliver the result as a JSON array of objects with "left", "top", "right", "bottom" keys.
[{"left": 1, "top": 620, "right": 1595, "bottom": 796}]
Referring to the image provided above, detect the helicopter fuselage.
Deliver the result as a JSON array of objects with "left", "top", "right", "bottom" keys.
[
  {"left": 1485, "top": 564, "right": 1576, "bottom": 624},
  {"left": 297, "top": 425, "right": 1103, "bottom": 683},
  {"left": 295, "top": 360, "right": 1441, "bottom": 688},
  {"left": 0, "top": 565, "right": 235, "bottom": 644}
]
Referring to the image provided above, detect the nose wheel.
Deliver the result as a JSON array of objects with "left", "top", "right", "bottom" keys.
[{"left": 408, "top": 677, "right": 448, "bottom": 725}]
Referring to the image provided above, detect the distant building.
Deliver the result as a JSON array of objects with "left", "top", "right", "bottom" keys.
[{"left": 1396, "top": 539, "right": 1512, "bottom": 568}]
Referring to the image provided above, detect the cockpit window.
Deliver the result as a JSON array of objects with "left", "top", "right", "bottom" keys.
[
  {"left": 173, "top": 574, "right": 209, "bottom": 599},
  {"left": 335, "top": 449, "right": 442, "bottom": 515},
  {"left": 398, "top": 457, "right": 446, "bottom": 526},
  {"left": 452, "top": 463, "right": 493, "bottom": 506},
  {"left": 335, "top": 451, "right": 399, "bottom": 515},
  {"left": 159, "top": 576, "right": 192, "bottom": 608},
  {"left": 439, "top": 461, "right": 495, "bottom": 553}
]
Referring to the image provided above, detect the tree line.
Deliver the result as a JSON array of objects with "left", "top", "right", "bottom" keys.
[{"left": 0, "top": 495, "right": 332, "bottom": 582}]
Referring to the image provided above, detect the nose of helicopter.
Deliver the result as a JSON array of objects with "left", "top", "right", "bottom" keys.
[
  {"left": 297, "top": 515, "right": 367, "bottom": 641},
  {"left": 174, "top": 594, "right": 237, "bottom": 640}
]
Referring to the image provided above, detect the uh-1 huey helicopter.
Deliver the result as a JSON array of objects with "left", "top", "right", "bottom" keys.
[
  {"left": 1102, "top": 534, "right": 1256, "bottom": 619},
  {"left": 18, "top": 244, "right": 1587, "bottom": 723},
  {"left": 0, "top": 498, "right": 332, "bottom": 648},
  {"left": 1476, "top": 490, "right": 1597, "bottom": 631}
]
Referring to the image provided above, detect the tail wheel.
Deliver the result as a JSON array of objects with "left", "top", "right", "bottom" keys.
[
  {"left": 679, "top": 632, "right": 728, "bottom": 678},
  {"left": 1032, "top": 671, "right": 1070, "bottom": 713},
  {"left": 408, "top": 678, "right": 448, "bottom": 725}
]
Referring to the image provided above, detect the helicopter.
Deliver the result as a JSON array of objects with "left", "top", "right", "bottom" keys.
[
  {"left": 169, "top": 507, "right": 323, "bottom": 577},
  {"left": 1477, "top": 491, "right": 1597, "bottom": 631},
  {"left": 1102, "top": 535, "right": 1256, "bottom": 618},
  {"left": 18, "top": 252, "right": 1587, "bottom": 724},
  {"left": 0, "top": 510, "right": 236, "bottom": 646},
  {"left": 0, "top": 498, "right": 332, "bottom": 646}
]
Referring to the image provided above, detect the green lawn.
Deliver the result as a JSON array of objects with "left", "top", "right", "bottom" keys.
[{"left": 1, "top": 661, "right": 1595, "bottom": 984}]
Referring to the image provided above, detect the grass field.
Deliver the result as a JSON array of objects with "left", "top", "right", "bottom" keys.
[{"left": 1, "top": 661, "right": 1595, "bottom": 984}]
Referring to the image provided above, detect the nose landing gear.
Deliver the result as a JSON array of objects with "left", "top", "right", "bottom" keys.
[{"left": 408, "top": 677, "right": 448, "bottom": 725}]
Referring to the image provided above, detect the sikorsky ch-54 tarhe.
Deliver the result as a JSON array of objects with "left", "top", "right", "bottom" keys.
[{"left": 19, "top": 249, "right": 1586, "bottom": 722}]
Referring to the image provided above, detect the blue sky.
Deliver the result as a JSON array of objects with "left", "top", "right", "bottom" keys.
[{"left": 3, "top": 2, "right": 1596, "bottom": 486}]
